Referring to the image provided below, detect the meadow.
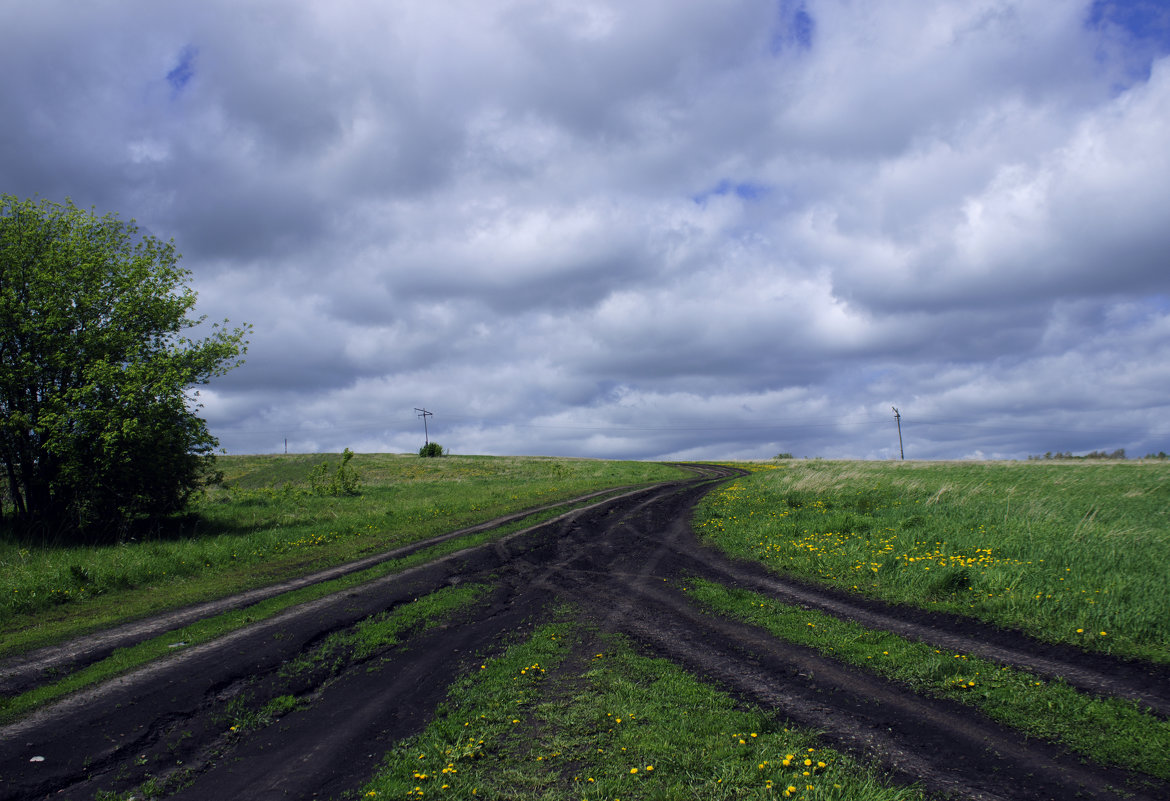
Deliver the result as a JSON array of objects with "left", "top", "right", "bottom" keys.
[
  {"left": 0, "top": 453, "right": 684, "bottom": 657},
  {"left": 693, "top": 459, "right": 1170, "bottom": 663}
]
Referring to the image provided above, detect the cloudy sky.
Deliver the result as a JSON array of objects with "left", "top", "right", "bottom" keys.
[{"left": 4, "top": 1, "right": 1170, "bottom": 460}]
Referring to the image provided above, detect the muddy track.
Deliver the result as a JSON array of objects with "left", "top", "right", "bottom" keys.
[
  {"left": 0, "top": 484, "right": 641, "bottom": 698},
  {"left": 2, "top": 465, "right": 1168, "bottom": 801}
]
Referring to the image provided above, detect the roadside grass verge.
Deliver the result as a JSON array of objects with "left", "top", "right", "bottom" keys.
[
  {"left": 0, "top": 493, "right": 623, "bottom": 724},
  {"left": 689, "top": 579, "right": 1170, "bottom": 783},
  {"left": 360, "top": 617, "right": 924, "bottom": 801},
  {"left": 693, "top": 459, "right": 1170, "bottom": 662},
  {"left": 0, "top": 455, "right": 683, "bottom": 656}
]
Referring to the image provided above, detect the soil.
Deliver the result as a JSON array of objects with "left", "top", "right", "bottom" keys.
[{"left": 2, "top": 465, "right": 1168, "bottom": 801}]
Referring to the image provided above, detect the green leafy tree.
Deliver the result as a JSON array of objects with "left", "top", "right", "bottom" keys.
[{"left": 0, "top": 195, "right": 249, "bottom": 540}]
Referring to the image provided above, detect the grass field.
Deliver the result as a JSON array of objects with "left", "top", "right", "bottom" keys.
[
  {"left": 693, "top": 459, "right": 1170, "bottom": 663},
  {"left": 0, "top": 453, "right": 684, "bottom": 657}
]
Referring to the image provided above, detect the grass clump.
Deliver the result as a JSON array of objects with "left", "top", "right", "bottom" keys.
[
  {"left": 360, "top": 618, "right": 924, "bottom": 800},
  {"left": 282, "top": 583, "right": 491, "bottom": 679},
  {"left": 694, "top": 460, "right": 1170, "bottom": 662}
]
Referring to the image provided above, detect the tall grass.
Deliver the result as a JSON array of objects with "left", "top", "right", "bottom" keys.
[
  {"left": 0, "top": 454, "right": 683, "bottom": 655},
  {"left": 694, "top": 460, "right": 1170, "bottom": 662}
]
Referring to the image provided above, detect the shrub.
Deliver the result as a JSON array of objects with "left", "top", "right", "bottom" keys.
[
  {"left": 419, "top": 442, "right": 445, "bottom": 458},
  {"left": 309, "top": 448, "right": 361, "bottom": 495}
]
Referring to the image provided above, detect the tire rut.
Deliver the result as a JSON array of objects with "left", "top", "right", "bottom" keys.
[{"left": 0, "top": 485, "right": 638, "bottom": 697}]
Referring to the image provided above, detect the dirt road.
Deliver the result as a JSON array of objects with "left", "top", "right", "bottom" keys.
[{"left": 2, "top": 465, "right": 1168, "bottom": 800}]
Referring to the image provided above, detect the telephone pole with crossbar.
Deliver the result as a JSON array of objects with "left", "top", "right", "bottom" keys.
[{"left": 415, "top": 408, "right": 433, "bottom": 446}]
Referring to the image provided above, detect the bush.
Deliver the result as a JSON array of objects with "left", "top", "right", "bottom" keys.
[
  {"left": 0, "top": 195, "right": 248, "bottom": 541},
  {"left": 309, "top": 448, "right": 361, "bottom": 495},
  {"left": 419, "top": 442, "right": 445, "bottom": 458}
]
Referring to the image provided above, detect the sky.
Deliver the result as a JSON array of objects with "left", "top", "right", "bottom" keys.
[{"left": 4, "top": 0, "right": 1170, "bottom": 461}]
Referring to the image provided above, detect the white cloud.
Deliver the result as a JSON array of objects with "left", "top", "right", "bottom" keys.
[{"left": 4, "top": 0, "right": 1169, "bottom": 460}]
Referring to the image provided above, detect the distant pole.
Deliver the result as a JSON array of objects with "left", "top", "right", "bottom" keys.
[
  {"left": 284, "top": 437, "right": 288, "bottom": 455},
  {"left": 415, "top": 408, "right": 433, "bottom": 445},
  {"left": 892, "top": 407, "right": 904, "bottom": 460}
]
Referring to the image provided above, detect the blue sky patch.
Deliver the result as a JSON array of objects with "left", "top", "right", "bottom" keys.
[
  {"left": 692, "top": 179, "right": 768, "bottom": 205},
  {"left": 771, "top": 0, "right": 814, "bottom": 54},
  {"left": 1087, "top": 0, "right": 1170, "bottom": 85},
  {"left": 1089, "top": 0, "right": 1170, "bottom": 48},
  {"left": 166, "top": 45, "right": 197, "bottom": 93}
]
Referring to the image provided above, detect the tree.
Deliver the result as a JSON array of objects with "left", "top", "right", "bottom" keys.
[{"left": 0, "top": 195, "right": 248, "bottom": 541}]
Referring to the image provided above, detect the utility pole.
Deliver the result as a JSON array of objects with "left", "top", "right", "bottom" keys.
[
  {"left": 415, "top": 408, "right": 433, "bottom": 446},
  {"left": 892, "top": 407, "right": 904, "bottom": 460}
]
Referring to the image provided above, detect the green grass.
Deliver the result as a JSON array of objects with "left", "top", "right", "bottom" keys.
[
  {"left": 0, "top": 493, "right": 628, "bottom": 724},
  {"left": 689, "top": 578, "right": 1170, "bottom": 782},
  {"left": 0, "top": 454, "right": 683, "bottom": 657},
  {"left": 360, "top": 616, "right": 925, "bottom": 801},
  {"left": 693, "top": 460, "right": 1170, "bottom": 662},
  {"left": 279, "top": 582, "right": 492, "bottom": 680}
]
